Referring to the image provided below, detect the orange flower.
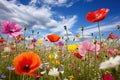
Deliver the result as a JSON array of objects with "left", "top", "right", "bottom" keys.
[
  {"left": 13, "top": 52, "right": 41, "bottom": 75},
  {"left": 0, "top": 38, "right": 6, "bottom": 43},
  {"left": 86, "top": 8, "right": 109, "bottom": 22},
  {"left": 47, "top": 34, "right": 60, "bottom": 42},
  {"left": 76, "top": 34, "right": 80, "bottom": 38}
]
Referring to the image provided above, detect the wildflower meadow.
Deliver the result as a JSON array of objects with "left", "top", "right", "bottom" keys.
[{"left": 0, "top": 2, "right": 120, "bottom": 80}]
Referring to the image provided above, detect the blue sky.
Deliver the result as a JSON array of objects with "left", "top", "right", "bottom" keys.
[{"left": 0, "top": 0, "right": 120, "bottom": 42}]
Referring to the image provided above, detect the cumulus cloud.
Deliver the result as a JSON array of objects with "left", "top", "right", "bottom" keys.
[
  {"left": 0, "top": 0, "right": 77, "bottom": 34},
  {"left": 29, "top": 0, "right": 79, "bottom": 7},
  {"left": 78, "top": 21, "right": 120, "bottom": 36}
]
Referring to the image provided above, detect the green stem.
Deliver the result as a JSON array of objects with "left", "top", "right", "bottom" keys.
[
  {"left": 24, "top": 30, "right": 26, "bottom": 50},
  {"left": 9, "top": 71, "right": 11, "bottom": 80},
  {"left": 58, "top": 75, "right": 62, "bottom": 80},
  {"left": 97, "top": 22, "right": 102, "bottom": 42},
  {"left": 22, "top": 75, "right": 25, "bottom": 80},
  {"left": 6, "top": 35, "right": 9, "bottom": 46},
  {"left": 54, "top": 76, "right": 56, "bottom": 80},
  {"left": 82, "top": 30, "right": 84, "bottom": 41},
  {"left": 65, "top": 29, "right": 69, "bottom": 52}
]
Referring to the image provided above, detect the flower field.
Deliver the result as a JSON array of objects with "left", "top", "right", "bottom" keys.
[{"left": 0, "top": 8, "right": 120, "bottom": 80}]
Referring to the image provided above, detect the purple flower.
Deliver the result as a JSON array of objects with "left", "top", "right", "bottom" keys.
[
  {"left": 7, "top": 66, "right": 14, "bottom": 70},
  {"left": 58, "top": 66, "right": 64, "bottom": 74},
  {"left": 0, "top": 74, "right": 6, "bottom": 79},
  {"left": 55, "top": 41, "right": 64, "bottom": 46},
  {"left": 1, "top": 21, "right": 22, "bottom": 38},
  {"left": 32, "top": 38, "right": 37, "bottom": 43}
]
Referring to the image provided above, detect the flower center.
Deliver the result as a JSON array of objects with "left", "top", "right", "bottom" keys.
[
  {"left": 23, "top": 65, "right": 30, "bottom": 72},
  {"left": 9, "top": 29, "right": 14, "bottom": 33}
]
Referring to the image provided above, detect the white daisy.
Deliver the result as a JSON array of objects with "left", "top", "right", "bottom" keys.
[
  {"left": 48, "top": 67, "right": 59, "bottom": 77},
  {"left": 99, "top": 56, "right": 120, "bottom": 69},
  {"left": 4, "top": 47, "right": 11, "bottom": 52}
]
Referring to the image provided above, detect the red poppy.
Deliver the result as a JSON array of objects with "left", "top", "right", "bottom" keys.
[
  {"left": 86, "top": 8, "right": 109, "bottom": 22},
  {"left": 108, "top": 33, "right": 118, "bottom": 39},
  {"left": 73, "top": 52, "right": 83, "bottom": 59},
  {"left": 47, "top": 34, "right": 60, "bottom": 42},
  {"left": 16, "top": 35, "right": 25, "bottom": 41},
  {"left": 13, "top": 52, "right": 41, "bottom": 75},
  {"left": 11, "top": 46, "right": 16, "bottom": 51},
  {"left": 0, "top": 38, "right": 6, "bottom": 43},
  {"left": 102, "top": 73, "right": 115, "bottom": 80},
  {"left": 34, "top": 73, "right": 42, "bottom": 79}
]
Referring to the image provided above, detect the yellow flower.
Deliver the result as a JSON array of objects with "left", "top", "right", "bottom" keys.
[
  {"left": 52, "top": 60, "right": 60, "bottom": 65},
  {"left": 67, "top": 44, "right": 79, "bottom": 53},
  {"left": 37, "top": 40, "right": 44, "bottom": 45},
  {"left": 68, "top": 75, "right": 74, "bottom": 80},
  {"left": 48, "top": 54, "right": 54, "bottom": 59}
]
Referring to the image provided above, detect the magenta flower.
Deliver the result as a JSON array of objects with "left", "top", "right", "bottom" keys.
[
  {"left": 55, "top": 41, "right": 64, "bottom": 46},
  {"left": 107, "top": 49, "right": 116, "bottom": 55},
  {"left": 32, "top": 38, "right": 37, "bottom": 43},
  {"left": 79, "top": 41, "right": 100, "bottom": 56},
  {"left": 102, "top": 73, "right": 115, "bottom": 80},
  {"left": 1, "top": 21, "right": 22, "bottom": 38}
]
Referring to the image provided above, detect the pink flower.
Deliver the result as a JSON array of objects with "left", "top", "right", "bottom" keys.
[
  {"left": 102, "top": 73, "right": 115, "bottom": 80},
  {"left": 55, "top": 41, "right": 64, "bottom": 46},
  {"left": 2, "top": 42, "right": 7, "bottom": 47},
  {"left": 107, "top": 50, "right": 116, "bottom": 55},
  {"left": 79, "top": 41, "right": 100, "bottom": 56},
  {"left": 28, "top": 44, "right": 35, "bottom": 49},
  {"left": 1, "top": 21, "right": 22, "bottom": 38}
]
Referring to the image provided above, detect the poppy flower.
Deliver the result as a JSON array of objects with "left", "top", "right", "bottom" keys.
[
  {"left": 47, "top": 34, "right": 60, "bottom": 42},
  {"left": 55, "top": 41, "right": 64, "bottom": 46},
  {"left": 1, "top": 21, "right": 22, "bottom": 38},
  {"left": 86, "top": 8, "right": 109, "bottom": 22},
  {"left": 73, "top": 52, "right": 83, "bottom": 59},
  {"left": 108, "top": 32, "right": 118, "bottom": 39},
  {"left": 13, "top": 52, "right": 41, "bottom": 75},
  {"left": 34, "top": 73, "right": 42, "bottom": 79},
  {"left": 0, "top": 38, "right": 6, "bottom": 43},
  {"left": 102, "top": 73, "right": 115, "bottom": 80}
]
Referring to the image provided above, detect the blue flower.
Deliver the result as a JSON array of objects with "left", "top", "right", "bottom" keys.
[{"left": 7, "top": 66, "right": 14, "bottom": 70}]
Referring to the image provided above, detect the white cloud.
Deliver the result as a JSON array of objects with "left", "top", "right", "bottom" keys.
[
  {"left": 85, "top": 0, "right": 93, "bottom": 2},
  {"left": 28, "top": 0, "right": 79, "bottom": 7},
  {"left": 42, "top": 0, "right": 67, "bottom": 6},
  {"left": 79, "top": 21, "right": 120, "bottom": 36},
  {"left": 0, "top": 0, "right": 77, "bottom": 34},
  {"left": 51, "top": 15, "right": 77, "bottom": 32},
  {"left": 112, "top": 16, "right": 120, "bottom": 21}
]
